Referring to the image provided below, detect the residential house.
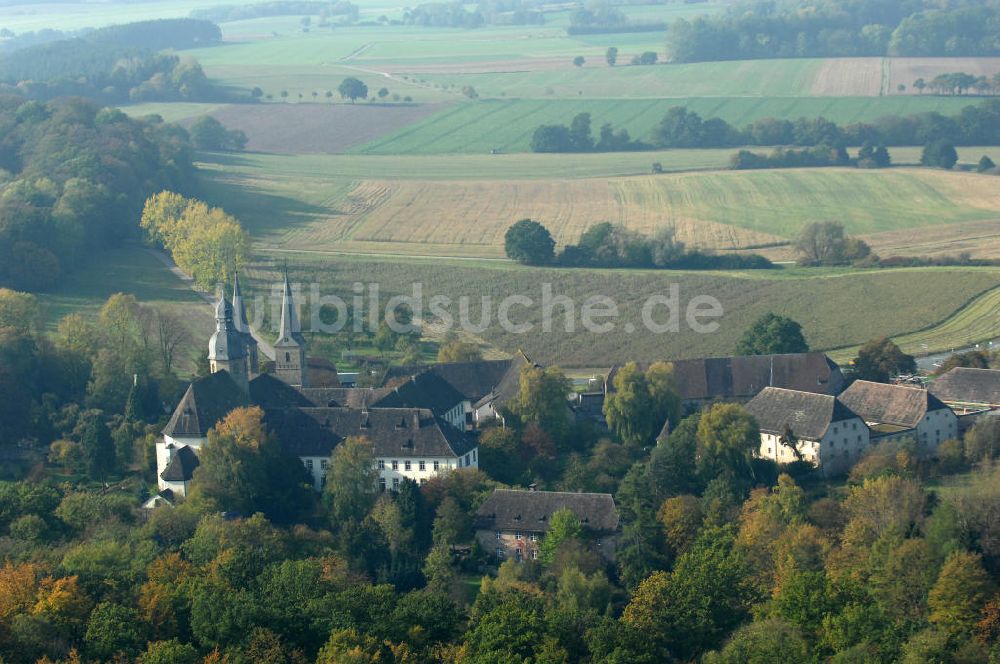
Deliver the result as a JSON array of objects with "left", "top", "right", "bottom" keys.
[{"left": 474, "top": 489, "right": 619, "bottom": 563}]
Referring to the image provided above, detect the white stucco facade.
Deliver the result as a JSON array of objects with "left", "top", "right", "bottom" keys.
[{"left": 758, "top": 417, "right": 870, "bottom": 475}]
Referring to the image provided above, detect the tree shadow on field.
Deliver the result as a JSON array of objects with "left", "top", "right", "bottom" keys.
[{"left": 195, "top": 166, "right": 330, "bottom": 241}]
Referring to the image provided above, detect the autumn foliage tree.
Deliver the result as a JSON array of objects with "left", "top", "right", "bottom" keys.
[{"left": 140, "top": 191, "right": 250, "bottom": 289}]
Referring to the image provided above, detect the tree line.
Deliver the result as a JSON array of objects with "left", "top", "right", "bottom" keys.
[
  {"left": 730, "top": 142, "right": 891, "bottom": 170},
  {"left": 191, "top": 1, "right": 359, "bottom": 23},
  {"left": 667, "top": 0, "right": 1000, "bottom": 62},
  {"left": 530, "top": 100, "right": 1000, "bottom": 154},
  {"left": 0, "top": 19, "right": 225, "bottom": 103},
  {"left": 504, "top": 219, "right": 773, "bottom": 269},
  {"left": 914, "top": 72, "right": 1000, "bottom": 96},
  {"left": 0, "top": 97, "right": 198, "bottom": 292}
]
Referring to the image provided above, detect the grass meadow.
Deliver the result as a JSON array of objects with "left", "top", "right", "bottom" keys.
[{"left": 36, "top": 245, "right": 215, "bottom": 373}]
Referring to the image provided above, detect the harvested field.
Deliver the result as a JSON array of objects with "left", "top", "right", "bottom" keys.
[
  {"left": 862, "top": 219, "right": 1000, "bottom": 259},
  {"left": 888, "top": 57, "right": 1000, "bottom": 93},
  {"left": 324, "top": 169, "right": 1000, "bottom": 256},
  {"left": 810, "top": 58, "right": 884, "bottom": 96},
  {"left": 185, "top": 102, "right": 451, "bottom": 154}
]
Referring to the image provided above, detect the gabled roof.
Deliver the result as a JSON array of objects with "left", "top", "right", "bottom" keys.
[
  {"left": 160, "top": 445, "right": 200, "bottom": 482},
  {"left": 249, "top": 374, "right": 390, "bottom": 409},
  {"left": 930, "top": 368, "right": 1000, "bottom": 407},
  {"left": 475, "top": 489, "right": 619, "bottom": 534},
  {"left": 607, "top": 353, "right": 843, "bottom": 401},
  {"left": 264, "top": 407, "right": 477, "bottom": 459},
  {"left": 162, "top": 371, "right": 249, "bottom": 438},
  {"left": 745, "top": 387, "right": 861, "bottom": 440},
  {"left": 372, "top": 370, "right": 466, "bottom": 416},
  {"left": 307, "top": 357, "right": 341, "bottom": 388},
  {"left": 473, "top": 351, "right": 535, "bottom": 409},
  {"left": 838, "top": 380, "right": 951, "bottom": 428}
]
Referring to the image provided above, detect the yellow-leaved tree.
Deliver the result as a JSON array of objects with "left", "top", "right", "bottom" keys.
[{"left": 140, "top": 191, "right": 249, "bottom": 289}]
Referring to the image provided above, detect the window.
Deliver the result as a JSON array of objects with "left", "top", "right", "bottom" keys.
[
  {"left": 852, "top": 422, "right": 857, "bottom": 430},
  {"left": 378, "top": 460, "right": 385, "bottom": 470},
  {"left": 529, "top": 533, "right": 538, "bottom": 542},
  {"left": 515, "top": 549, "right": 522, "bottom": 561},
  {"left": 285, "top": 352, "right": 290, "bottom": 362},
  {"left": 420, "top": 478, "right": 427, "bottom": 486},
  {"left": 392, "top": 478, "right": 400, "bottom": 490},
  {"left": 379, "top": 478, "right": 386, "bottom": 491},
  {"left": 515, "top": 531, "right": 522, "bottom": 540},
  {"left": 305, "top": 459, "right": 314, "bottom": 471},
  {"left": 495, "top": 531, "right": 502, "bottom": 540},
  {"left": 392, "top": 460, "right": 399, "bottom": 470},
  {"left": 464, "top": 453, "right": 470, "bottom": 466},
  {"left": 419, "top": 460, "right": 425, "bottom": 471},
  {"left": 404, "top": 460, "right": 411, "bottom": 471},
  {"left": 433, "top": 461, "right": 440, "bottom": 471},
  {"left": 472, "top": 450, "right": 477, "bottom": 462},
  {"left": 496, "top": 548, "right": 504, "bottom": 560},
  {"left": 833, "top": 426, "right": 838, "bottom": 434},
  {"left": 321, "top": 459, "right": 329, "bottom": 470},
  {"left": 531, "top": 550, "right": 538, "bottom": 560}
]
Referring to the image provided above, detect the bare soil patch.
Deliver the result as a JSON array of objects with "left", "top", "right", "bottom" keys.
[
  {"left": 190, "top": 102, "right": 450, "bottom": 154},
  {"left": 888, "top": 57, "right": 1000, "bottom": 93},
  {"left": 810, "top": 58, "right": 884, "bottom": 96}
]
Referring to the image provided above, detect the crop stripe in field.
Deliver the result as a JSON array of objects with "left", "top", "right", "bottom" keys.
[
  {"left": 824, "top": 281, "right": 1000, "bottom": 359},
  {"left": 351, "top": 104, "right": 472, "bottom": 153},
  {"left": 360, "top": 101, "right": 518, "bottom": 154}
]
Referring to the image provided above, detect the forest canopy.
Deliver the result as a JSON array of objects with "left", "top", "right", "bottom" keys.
[{"left": 0, "top": 96, "right": 197, "bottom": 291}]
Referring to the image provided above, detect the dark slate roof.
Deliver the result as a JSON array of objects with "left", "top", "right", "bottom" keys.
[
  {"left": 372, "top": 370, "right": 466, "bottom": 416},
  {"left": 160, "top": 445, "right": 200, "bottom": 482},
  {"left": 745, "top": 387, "right": 861, "bottom": 440},
  {"left": 930, "top": 368, "right": 1000, "bottom": 407},
  {"left": 307, "top": 357, "right": 341, "bottom": 388},
  {"left": 265, "top": 407, "right": 477, "bottom": 459},
  {"left": 473, "top": 351, "right": 535, "bottom": 409},
  {"left": 162, "top": 371, "right": 249, "bottom": 438},
  {"left": 607, "top": 353, "right": 843, "bottom": 401},
  {"left": 839, "top": 380, "right": 950, "bottom": 428},
  {"left": 475, "top": 489, "right": 619, "bottom": 534},
  {"left": 249, "top": 374, "right": 390, "bottom": 409}
]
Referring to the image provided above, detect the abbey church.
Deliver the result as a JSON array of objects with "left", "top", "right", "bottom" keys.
[{"left": 155, "top": 274, "right": 534, "bottom": 499}]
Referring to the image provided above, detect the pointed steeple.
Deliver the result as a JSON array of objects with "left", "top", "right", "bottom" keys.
[
  {"left": 232, "top": 272, "right": 259, "bottom": 375},
  {"left": 276, "top": 270, "right": 306, "bottom": 347},
  {"left": 273, "top": 269, "right": 308, "bottom": 387}
]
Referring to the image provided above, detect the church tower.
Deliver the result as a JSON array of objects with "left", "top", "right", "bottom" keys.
[
  {"left": 232, "top": 273, "right": 259, "bottom": 375},
  {"left": 273, "top": 272, "right": 308, "bottom": 387},
  {"left": 208, "top": 294, "right": 249, "bottom": 393}
]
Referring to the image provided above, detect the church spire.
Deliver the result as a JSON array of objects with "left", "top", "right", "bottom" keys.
[
  {"left": 232, "top": 272, "right": 259, "bottom": 374},
  {"left": 207, "top": 293, "right": 249, "bottom": 392},
  {"left": 276, "top": 269, "right": 306, "bottom": 347},
  {"left": 273, "top": 269, "right": 308, "bottom": 387}
]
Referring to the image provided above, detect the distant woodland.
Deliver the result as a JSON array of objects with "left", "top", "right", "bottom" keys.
[
  {"left": 0, "top": 19, "right": 223, "bottom": 103},
  {"left": 668, "top": 0, "right": 1000, "bottom": 61}
]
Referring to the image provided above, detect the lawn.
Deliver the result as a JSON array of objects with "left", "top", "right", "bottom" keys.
[
  {"left": 36, "top": 245, "right": 215, "bottom": 374},
  {"left": 243, "top": 256, "right": 1000, "bottom": 368},
  {"left": 353, "top": 96, "right": 980, "bottom": 154}
]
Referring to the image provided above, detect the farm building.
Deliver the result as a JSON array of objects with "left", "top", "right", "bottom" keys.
[
  {"left": 838, "top": 380, "right": 958, "bottom": 453},
  {"left": 604, "top": 352, "right": 844, "bottom": 406},
  {"left": 475, "top": 489, "right": 619, "bottom": 563},
  {"left": 929, "top": 367, "right": 1000, "bottom": 413},
  {"left": 745, "top": 387, "right": 869, "bottom": 476}
]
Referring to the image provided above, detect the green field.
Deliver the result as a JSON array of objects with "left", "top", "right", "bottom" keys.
[
  {"left": 36, "top": 246, "right": 215, "bottom": 374},
  {"left": 354, "top": 96, "right": 980, "bottom": 154},
  {"left": 244, "top": 256, "right": 1000, "bottom": 367},
  {"left": 415, "top": 59, "right": 830, "bottom": 100}
]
